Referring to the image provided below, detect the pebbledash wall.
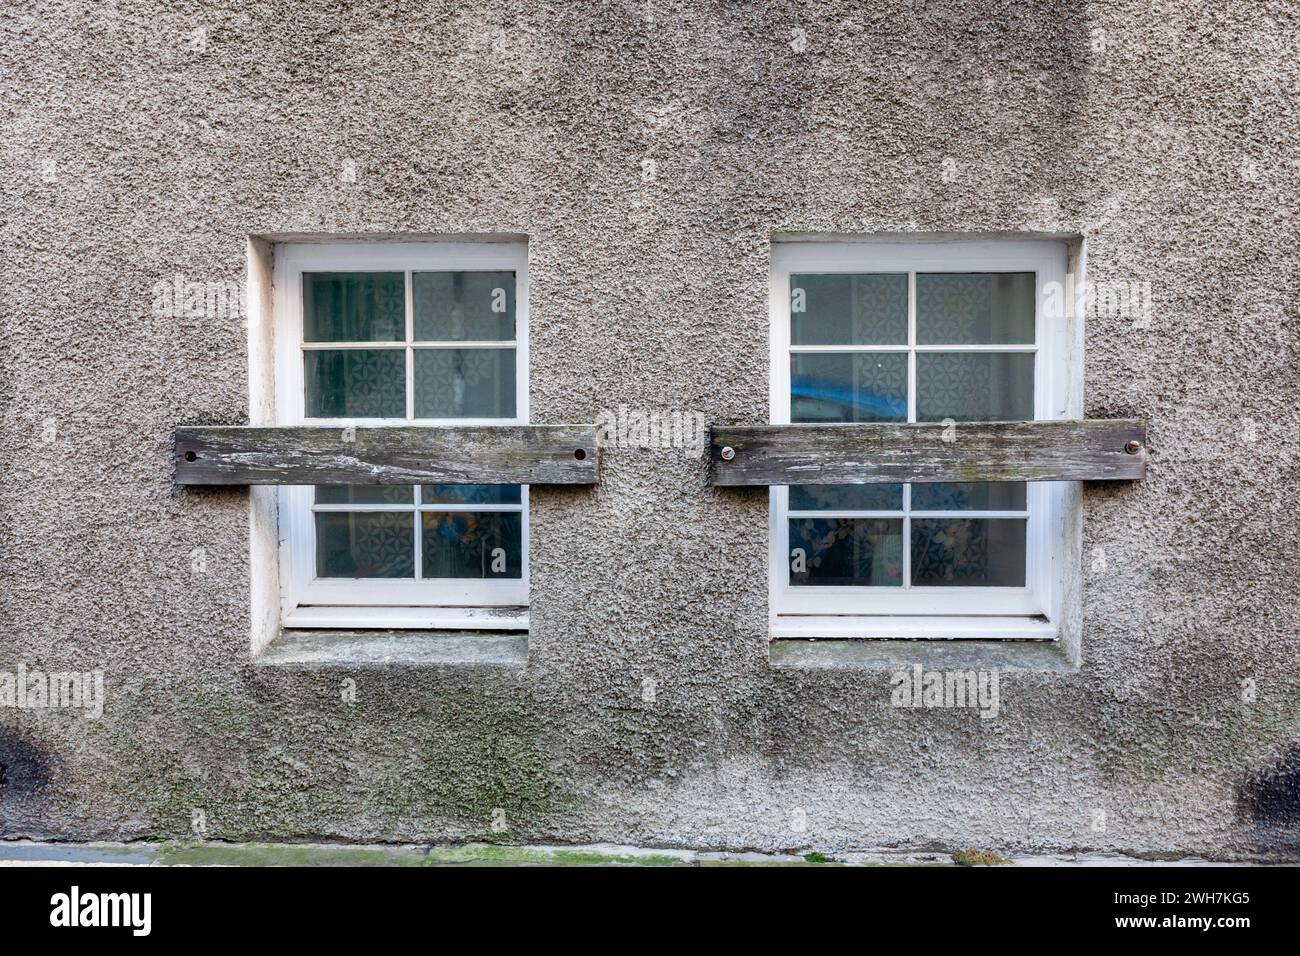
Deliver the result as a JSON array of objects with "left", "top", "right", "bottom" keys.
[{"left": 1, "top": 1, "right": 1297, "bottom": 858}]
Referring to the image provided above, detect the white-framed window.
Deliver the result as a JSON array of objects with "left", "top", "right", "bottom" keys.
[
  {"left": 273, "top": 241, "right": 529, "bottom": 630},
  {"left": 769, "top": 239, "right": 1074, "bottom": 640}
]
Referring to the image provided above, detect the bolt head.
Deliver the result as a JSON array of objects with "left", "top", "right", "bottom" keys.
[
  {"left": 1124, "top": 439, "right": 1143, "bottom": 455},
  {"left": 720, "top": 446, "right": 736, "bottom": 461}
]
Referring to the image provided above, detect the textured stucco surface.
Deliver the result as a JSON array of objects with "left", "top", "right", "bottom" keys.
[{"left": 1, "top": 0, "right": 1297, "bottom": 857}]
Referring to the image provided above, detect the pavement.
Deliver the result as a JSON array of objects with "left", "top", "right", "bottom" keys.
[{"left": 0, "top": 840, "right": 1262, "bottom": 867}]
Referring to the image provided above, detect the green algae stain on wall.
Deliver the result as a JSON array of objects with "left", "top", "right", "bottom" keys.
[
  {"left": 88, "top": 684, "right": 263, "bottom": 841},
  {"left": 373, "top": 686, "right": 578, "bottom": 838},
  {"left": 89, "top": 676, "right": 578, "bottom": 843}
]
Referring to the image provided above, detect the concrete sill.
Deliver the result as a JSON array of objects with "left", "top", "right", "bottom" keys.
[
  {"left": 770, "top": 639, "right": 1078, "bottom": 673},
  {"left": 255, "top": 630, "right": 528, "bottom": 669}
]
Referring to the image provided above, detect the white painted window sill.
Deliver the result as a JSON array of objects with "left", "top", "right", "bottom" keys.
[
  {"left": 771, "top": 615, "right": 1058, "bottom": 641},
  {"left": 282, "top": 605, "right": 528, "bottom": 631}
]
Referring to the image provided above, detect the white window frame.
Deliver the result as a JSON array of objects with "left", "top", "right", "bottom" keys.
[
  {"left": 769, "top": 239, "right": 1072, "bottom": 640},
  {"left": 273, "top": 241, "right": 529, "bottom": 630}
]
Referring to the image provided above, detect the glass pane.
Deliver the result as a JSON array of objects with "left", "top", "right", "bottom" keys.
[
  {"left": 916, "top": 273, "right": 1035, "bottom": 345},
  {"left": 911, "top": 518, "right": 1026, "bottom": 587},
  {"left": 910, "top": 482, "right": 1027, "bottom": 512},
  {"left": 314, "top": 512, "right": 414, "bottom": 578},
  {"left": 302, "top": 272, "right": 405, "bottom": 343},
  {"left": 414, "top": 271, "right": 516, "bottom": 341},
  {"left": 421, "top": 484, "right": 522, "bottom": 505},
  {"left": 789, "top": 484, "right": 903, "bottom": 511},
  {"left": 315, "top": 485, "right": 414, "bottom": 505},
  {"left": 789, "top": 518, "right": 903, "bottom": 587},
  {"left": 304, "top": 349, "right": 406, "bottom": 418},
  {"left": 915, "top": 352, "right": 1033, "bottom": 422},
  {"left": 791, "top": 352, "right": 907, "bottom": 422},
  {"left": 790, "top": 273, "right": 907, "bottom": 345},
  {"left": 414, "top": 348, "right": 516, "bottom": 418},
  {"left": 422, "top": 512, "right": 523, "bottom": 579}
]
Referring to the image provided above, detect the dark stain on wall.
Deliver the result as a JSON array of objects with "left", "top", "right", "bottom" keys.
[
  {"left": 0, "top": 729, "right": 53, "bottom": 835},
  {"left": 1238, "top": 742, "right": 1300, "bottom": 851}
]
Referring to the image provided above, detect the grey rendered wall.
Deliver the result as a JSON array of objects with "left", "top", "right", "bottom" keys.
[{"left": 1, "top": 0, "right": 1297, "bottom": 857}]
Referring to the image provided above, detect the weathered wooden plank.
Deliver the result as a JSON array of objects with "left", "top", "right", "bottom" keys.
[
  {"left": 709, "top": 420, "right": 1147, "bottom": 485},
  {"left": 175, "top": 425, "right": 599, "bottom": 486}
]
